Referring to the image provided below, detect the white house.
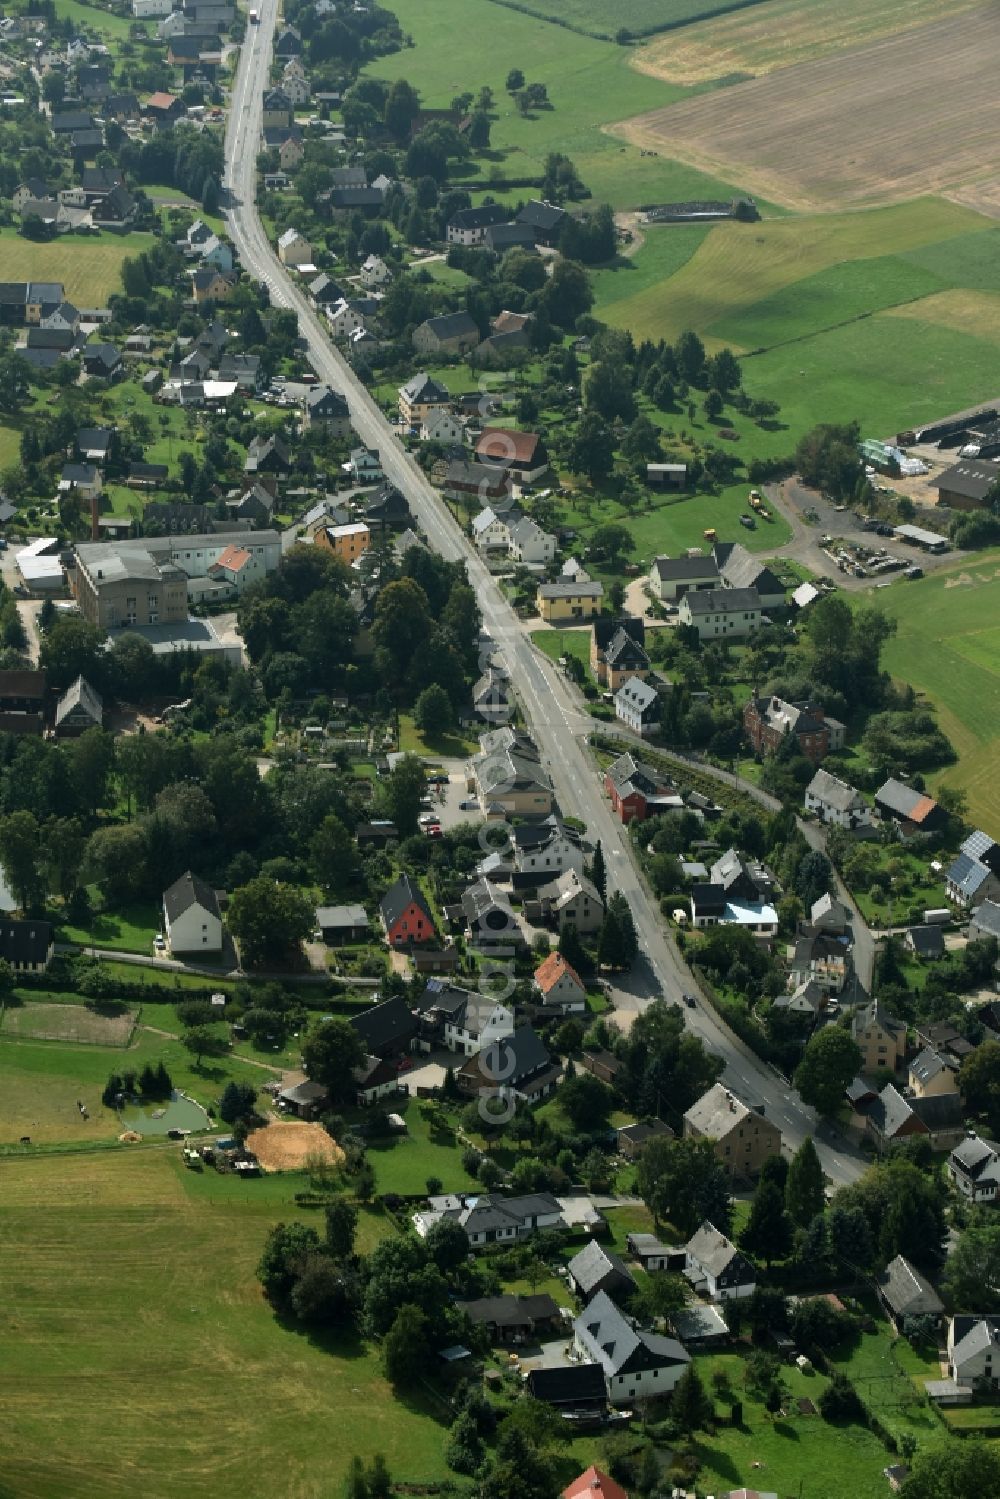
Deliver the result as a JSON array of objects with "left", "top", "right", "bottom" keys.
[
  {"left": 615, "top": 677, "right": 661, "bottom": 737},
  {"left": 326, "top": 298, "right": 366, "bottom": 339},
  {"left": 359, "top": 254, "right": 391, "bottom": 289},
  {"left": 445, "top": 996, "right": 514, "bottom": 1056},
  {"left": 948, "top": 1135, "right": 1000, "bottom": 1204},
  {"left": 805, "top": 767, "right": 873, "bottom": 829},
  {"left": 534, "top": 950, "right": 587, "bottom": 1012},
  {"left": 678, "top": 587, "right": 762, "bottom": 641},
  {"left": 685, "top": 1221, "right": 756, "bottom": 1301},
  {"left": 132, "top": 0, "right": 174, "bottom": 15},
  {"left": 573, "top": 1290, "right": 690, "bottom": 1405},
  {"left": 346, "top": 446, "right": 382, "bottom": 484},
  {"left": 508, "top": 516, "right": 556, "bottom": 566},
  {"left": 512, "top": 820, "right": 585, "bottom": 880},
  {"left": 162, "top": 870, "right": 223, "bottom": 956},
  {"left": 277, "top": 228, "right": 313, "bottom": 267},
  {"left": 471, "top": 507, "right": 514, "bottom": 551},
  {"left": 421, "top": 408, "right": 464, "bottom": 445},
  {"left": 948, "top": 1316, "right": 1000, "bottom": 1389}
]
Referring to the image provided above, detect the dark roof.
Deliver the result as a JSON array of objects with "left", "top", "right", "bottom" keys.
[
  {"left": 908, "top": 923, "right": 945, "bottom": 958},
  {"left": 349, "top": 994, "right": 417, "bottom": 1055},
  {"left": 450, "top": 204, "right": 508, "bottom": 232},
  {"left": 459, "top": 1024, "right": 551, "bottom": 1087},
  {"left": 593, "top": 615, "right": 645, "bottom": 653},
  {"left": 163, "top": 870, "right": 221, "bottom": 923},
  {"left": 516, "top": 199, "right": 566, "bottom": 232},
  {"left": 379, "top": 873, "right": 433, "bottom": 930},
  {"left": 0, "top": 671, "right": 46, "bottom": 702},
  {"left": 484, "top": 222, "right": 538, "bottom": 251},
  {"left": 54, "top": 675, "right": 102, "bottom": 729},
  {"left": 129, "top": 462, "right": 169, "bottom": 483},
  {"left": 0, "top": 919, "right": 53, "bottom": 965},
  {"left": 875, "top": 777, "right": 939, "bottom": 824},
  {"left": 526, "top": 1364, "right": 607, "bottom": 1407},
  {"left": 568, "top": 1239, "right": 635, "bottom": 1297},
  {"left": 652, "top": 554, "right": 720, "bottom": 583},
  {"left": 456, "top": 1292, "right": 559, "bottom": 1328},
  {"left": 910, "top": 1092, "right": 963, "bottom": 1132},
  {"left": 935, "top": 457, "right": 1000, "bottom": 502},
  {"left": 52, "top": 111, "right": 96, "bottom": 133},
  {"left": 418, "top": 311, "right": 479, "bottom": 342}
]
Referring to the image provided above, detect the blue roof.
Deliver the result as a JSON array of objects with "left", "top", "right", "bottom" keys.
[{"left": 947, "top": 852, "right": 993, "bottom": 900}]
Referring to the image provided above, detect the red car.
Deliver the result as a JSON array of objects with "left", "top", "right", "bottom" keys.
[{"left": 424, "top": 823, "right": 442, "bottom": 838}]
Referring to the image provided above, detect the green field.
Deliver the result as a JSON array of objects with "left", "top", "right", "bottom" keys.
[
  {"left": 484, "top": 0, "right": 769, "bottom": 40},
  {"left": 531, "top": 627, "right": 593, "bottom": 673},
  {"left": 857, "top": 554, "right": 1000, "bottom": 836},
  {"left": 0, "top": 1151, "right": 452, "bottom": 1499},
  {"left": 0, "top": 228, "right": 155, "bottom": 305}
]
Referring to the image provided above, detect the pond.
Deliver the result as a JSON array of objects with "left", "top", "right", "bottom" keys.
[{"left": 119, "top": 1091, "right": 211, "bottom": 1137}]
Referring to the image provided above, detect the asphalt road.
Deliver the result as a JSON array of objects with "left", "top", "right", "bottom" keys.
[{"left": 222, "top": 6, "right": 864, "bottom": 1186}]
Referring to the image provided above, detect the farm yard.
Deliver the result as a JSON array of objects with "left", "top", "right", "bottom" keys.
[
  {"left": 1, "top": 1001, "right": 136, "bottom": 1047},
  {"left": 245, "top": 1120, "right": 344, "bottom": 1173},
  {"left": 616, "top": 6, "right": 1000, "bottom": 212}
]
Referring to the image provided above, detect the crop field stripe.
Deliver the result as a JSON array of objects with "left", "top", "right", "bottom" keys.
[{"left": 481, "top": 0, "right": 771, "bottom": 42}]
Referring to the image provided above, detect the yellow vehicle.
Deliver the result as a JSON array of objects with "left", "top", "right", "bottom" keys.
[{"left": 703, "top": 528, "right": 717, "bottom": 542}]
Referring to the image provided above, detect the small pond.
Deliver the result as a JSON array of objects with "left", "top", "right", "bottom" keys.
[{"left": 120, "top": 1091, "right": 211, "bottom": 1137}]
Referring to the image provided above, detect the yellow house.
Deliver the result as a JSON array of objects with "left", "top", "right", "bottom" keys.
[
  {"left": 537, "top": 580, "right": 605, "bottom": 623},
  {"left": 908, "top": 1047, "right": 959, "bottom": 1099},
  {"left": 317, "top": 521, "right": 370, "bottom": 565},
  {"left": 851, "top": 1000, "right": 907, "bottom": 1074}
]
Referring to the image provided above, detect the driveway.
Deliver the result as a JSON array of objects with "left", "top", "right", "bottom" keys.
[{"left": 402, "top": 1049, "right": 454, "bottom": 1093}]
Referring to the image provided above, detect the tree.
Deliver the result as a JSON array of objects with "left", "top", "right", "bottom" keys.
[
  {"left": 371, "top": 579, "right": 432, "bottom": 689},
  {"left": 944, "top": 1220, "right": 1000, "bottom": 1313},
  {"left": 598, "top": 892, "right": 638, "bottom": 971},
  {"left": 704, "top": 388, "right": 723, "bottom": 420},
  {"left": 383, "top": 1303, "right": 431, "bottom": 1387},
  {"left": 541, "top": 257, "right": 593, "bottom": 328},
  {"left": 632, "top": 1272, "right": 687, "bottom": 1325},
  {"left": 587, "top": 522, "right": 634, "bottom": 565},
  {"left": 791, "top": 1296, "right": 851, "bottom": 1353},
  {"left": 505, "top": 68, "right": 525, "bottom": 91},
  {"left": 309, "top": 814, "right": 360, "bottom": 894},
  {"left": 219, "top": 1080, "right": 258, "bottom": 1124},
  {"left": 785, "top": 1136, "right": 825, "bottom": 1228},
  {"left": 302, "top": 1018, "right": 367, "bottom": 1105},
  {"left": 467, "top": 111, "right": 490, "bottom": 149},
  {"left": 959, "top": 1042, "right": 1000, "bottom": 1135},
  {"left": 377, "top": 753, "right": 426, "bottom": 837},
  {"left": 901, "top": 1440, "right": 1000, "bottom": 1499},
  {"left": 182, "top": 1025, "right": 227, "bottom": 1073},
  {"left": 291, "top": 1253, "right": 355, "bottom": 1328},
  {"left": 413, "top": 683, "right": 453, "bottom": 736},
  {"left": 740, "top": 1179, "right": 793, "bottom": 1265},
  {"left": 670, "top": 1364, "right": 713, "bottom": 1431},
  {"left": 637, "top": 1136, "right": 732, "bottom": 1238},
  {"left": 0, "top": 811, "right": 42, "bottom": 911},
  {"left": 567, "top": 412, "right": 615, "bottom": 482},
  {"left": 325, "top": 1198, "right": 359, "bottom": 1259},
  {"left": 38, "top": 615, "right": 105, "bottom": 692},
  {"left": 257, "top": 1221, "right": 321, "bottom": 1302},
  {"left": 559, "top": 1072, "right": 612, "bottom": 1131},
  {"left": 384, "top": 78, "right": 420, "bottom": 143},
  {"left": 424, "top": 1215, "right": 471, "bottom": 1273},
  {"left": 227, "top": 877, "right": 315, "bottom": 966},
  {"left": 794, "top": 1028, "right": 861, "bottom": 1115},
  {"left": 446, "top": 1410, "right": 484, "bottom": 1474},
  {"left": 827, "top": 1203, "right": 873, "bottom": 1272},
  {"left": 621, "top": 415, "right": 662, "bottom": 474},
  {"left": 818, "top": 1371, "right": 865, "bottom": 1423},
  {"left": 0, "top": 352, "right": 30, "bottom": 415}
]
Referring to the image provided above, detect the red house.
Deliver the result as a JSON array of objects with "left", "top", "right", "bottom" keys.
[
  {"left": 380, "top": 873, "right": 435, "bottom": 947},
  {"left": 604, "top": 751, "right": 682, "bottom": 825}
]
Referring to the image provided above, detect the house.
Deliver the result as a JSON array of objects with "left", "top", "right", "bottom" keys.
[
  {"left": 472, "top": 505, "right": 516, "bottom": 551},
  {"left": 417, "top": 407, "right": 463, "bottom": 447},
  {"left": 216, "top": 352, "right": 260, "bottom": 389},
  {"left": 508, "top": 516, "right": 556, "bottom": 566},
  {"left": 910, "top": 1091, "right": 965, "bottom": 1151},
  {"left": 461, "top": 879, "right": 525, "bottom": 948},
  {"left": 278, "top": 136, "right": 305, "bottom": 170},
  {"left": 573, "top": 1290, "right": 690, "bottom": 1404},
  {"left": 971, "top": 900, "right": 1000, "bottom": 943},
  {"left": 76, "top": 427, "right": 114, "bottom": 464},
  {"left": 908, "top": 1045, "right": 957, "bottom": 1099},
  {"left": 415, "top": 1190, "right": 564, "bottom": 1247},
  {"left": 364, "top": 484, "right": 410, "bottom": 530},
  {"left": 591, "top": 617, "right": 647, "bottom": 688},
  {"left": 504, "top": 818, "right": 585, "bottom": 883},
  {"left": 714, "top": 541, "right": 785, "bottom": 609},
  {"left": 604, "top": 752, "right": 682, "bottom": 824},
  {"left": 472, "top": 665, "right": 511, "bottom": 725},
  {"left": 684, "top": 1082, "right": 782, "bottom": 1178},
  {"left": 878, "top": 1254, "right": 943, "bottom": 1332},
  {"left": 58, "top": 463, "right": 102, "bottom": 502},
  {"left": 0, "top": 919, "right": 55, "bottom": 972},
  {"left": 534, "top": 950, "right": 587, "bottom": 1013},
  {"left": 446, "top": 204, "right": 508, "bottom": 246},
  {"left": 484, "top": 221, "right": 538, "bottom": 254},
  {"left": 537, "top": 580, "right": 605, "bottom": 623},
  {"left": 744, "top": 696, "right": 844, "bottom": 765},
  {"left": 53, "top": 675, "right": 102, "bottom": 737},
  {"left": 948, "top": 1135, "right": 1000, "bottom": 1204},
  {"left": 804, "top": 768, "right": 872, "bottom": 827},
  {"left": 315, "top": 904, "right": 369, "bottom": 944},
  {"left": 618, "top": 1122, "right": 675, "bottom": 1161},
  {"left": 679, "top": 586, "right": 762, "bottom": 640},
  {"left": 685, "top": 1221, "right": 756, "bottom": 1301},
  {"left": 614, "top": 677, "right": 662, "bottom": 738},
  {"left": 865, "top": 1084, "right": 929, "bottom": 1153},
  {"left": 317, "top": 522, "right": 370, "bottom": 566},
  {"left": 244, "top": 435, "right": 290, "bottom": 476},
  {"left": 476, "top": 428, "right": 549, "bottom": 483},
  {"left": 277, "top": 228, "right": 313, "bottom": 267},
  {"left": 934, "top": 457, "right": 1000, "bottom": 512},
  {"left": 456, "top": 1025, "right": 560, "bottom": 1103},
  {"left": 446, "top": 461, "right": 511, "bottom": 505},
  {"left": 947, "top": 1316, "right": 1000, "bottom": 1388},
  {"left": 349, "top": 994, "right": 418, "bottom": 1059},
  {"left": 946, "top": 831, "right": 1000, "bottom": 908},
  {"left": 190, "top": 269, "right": 235, "bottom": 305},
  {"left": 470, "top": 727, "right": 553, "bottom": 817},
  {"left": 537, "top": 868, "right": 604, "bottom": 936},
  {"left": 379, "top": 873, "right": 435, "bottom": 947},
  {"left": 528, "top": 1365, "right": 608, "bottom": 1415},
  {"left": 412, "top": 311, "right": 480, "bottom": 357},
  {"left": 346, "top": 447, "right": 382, "bottom": 484},
  {"left": 262, "top": 87, "right": 291, "bottom": 128},
  {"left": 326, "top": 298, "right": 367, "bottom": 340},
  {"left": 413, "top": 980, "right": 514, "bottom": 1056},
  {"left": 906, "top": 923, "right": 945, "bottom": 960},
  {"left": 359, "top": 254, "right": 391, "bottom": 289},
  {"left": 874, "top": 778, "right": 943, "bottom": 833},
  {"left": 399, "top": 371, "right": 450, "bottom": 427},
  {"left": 455, "top": 1293, "right": 560, "bottom": 1344},
  {"left": 786, "top": 928, "right": 848, "bottom": 993},
  {"left": 852, "top": 1000, "right": 907, "bottom": 1073},
  {"left": 516, "top": 199, "right": 567, "bottom": 247},
  {"left": 281, "top": 68, "right": 311, "bottom": 106},
  {"left": 581, "top": 1049, "right": 622, "bottom": 1086},
  {"left": 162, "top": 870, "right": 223, "bottom": 955},
  {"left": 562, "top": 1463, "right": 629, "bottom": 1499},
  {"left": 81, "top": 343, "right": 122, "bottom": 380},
  {"left": 568, "top": 1240, "right": 636, "bottom": 1303},
  {"left": 309, "top": 272, "right": 345, "bottom": 307},
  {"left": 274, "top": 23, "right": 301, "bottom": 56},
  {"left": 278, "top": 1079, "right": 329, "bottom": 1118},
  {"left": 809, "top": 892, "right": 849, "bottom": 933},
  {"left": 646, "top": 462, "right": 688, "bottom": 489},
  {"left": 648, "top": 552, "right": 720, "bottom": 603},
  {"left": 0, "top": 672, "right": 47, "bottom": 717}
]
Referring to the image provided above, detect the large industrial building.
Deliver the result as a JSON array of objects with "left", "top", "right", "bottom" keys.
[{"left": 72, "top": 530, "right": 281, "bottom": 629}]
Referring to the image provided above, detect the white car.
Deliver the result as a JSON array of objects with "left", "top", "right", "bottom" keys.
[
  {"left": 418, "top": 813, "right": 438, "bottom": 826},
  {"left": 154, "top": 935, "right": 166, "bottom": 951}
]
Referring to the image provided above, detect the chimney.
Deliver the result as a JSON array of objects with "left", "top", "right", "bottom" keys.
[{"left": 90, "top": 490, "right": 100, "bottom": 541}]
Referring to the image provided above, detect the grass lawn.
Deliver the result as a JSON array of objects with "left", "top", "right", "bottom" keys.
[
  {"left": 852, "top": 553, "right": 1000, "bottom": 837},
  {"left": 53, "top": 0, "right": 140, "bottom": 38},
  {"left": 0, "top": 227, "right": 155, "bottom": 305},
  {"left": 397, "top": 713, "right": 480, "bottom": 759},
  {"left": 530, "top": 627, "right": 593, "bottom": 676},
  {"left": 691, "top": 1348, "right": 899, "bottom": 1499},
  {"left": 359, "top": 1097, "right": 479, "bottom": 1196},
  {"left": 492, "top": 0, "right": 755, "bottom": 39},
  {"left": 827, "top": 1311, "right": 946, "bottom": 1452},
  {"left": 56, "top": 896, "right": 162, "bottom": 954},
  {"left": 0, "top": 1151, "right": 451, "bottom": 1498}
]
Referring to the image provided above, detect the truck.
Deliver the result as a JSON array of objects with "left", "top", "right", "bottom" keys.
[
  {"left": 249, "top": 7, "right": 259, "bottom": 21},
  {"left": 749, "top": 490, "right": 763, "bottom": 510}
]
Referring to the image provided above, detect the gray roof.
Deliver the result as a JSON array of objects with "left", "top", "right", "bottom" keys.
[
  {"left": 418, "top": 311, "right": 479, "bottom": 341},
  {"left": 671, "top": 1304, "right": 729, "bottom": 1342},
  {"left": 683, "top": 586, "right": 761, "bottom": 616},
  {"left": 908, "top": 923, "right": 945, "bottom": 958},
  {"left": 951, "top": 1317, "right": 1000, "bottom": 1369},
  {"left": 163, "top": 870, "right": 220, "bottom": 923},
  {"left": 947, "top": 851, "right": 994, "bottom": 900},
  {"left": 280, "top": 1079, "right": 329, "bottom": 1106},
  {"left": 715, "top": 541, "right": 783, "bottom": 595},
  {"left": 379, "top": 873, "right": 433, "bottom": 930},
  {"left": 876, "top": 777, "right": 936, "bottom": 820},
  {"left": 399, "top": 371, "right": 449, "bottom": 404},
  {"left": 935, "top": 457, "right": 1000, "bottom": 502},
  {"left": 686, "top": 1220, "right": 753, "bottom": 1281},
  {"left": 879, "top": 1254, "right": 943, "bottom": 1318},
  {"left": 972, "top": 900, "right": 1000, "bottom": 938},
  {"left": 54, "top": 674, "right": 102, "bottom": 729},
  {"left": 685, "top": 1088, "right": 759, "bottom": 1142},
  {"left": 910, "top": 1047, "right": 948, "bottom": 1086},
  {"left": 961, "top": 829, "right": 997, "bottom": 864},
  {"left": 537, "top": 580, "right": 605, "bottom": 600},
  {"left": 315, "top": 903, "right": 368, "bottom": 929},
  {"left": 568, "top": 1239, "right": 635, "bottom": 1297},
  {"left": 615, "top": 677, "right": 659, "bottom": 713},
  {"left": 652, "top": 554, "right": 720, "bottom": 583},
  {"left": 950, "top": 1134, "right": 999, "bottom": 1177},
  {"left": 868, "top": 1084, "right": 921, "bottom": 1140},
  {"left": 806, "top": 767, "right": 865, "bottom": 812},
  {"left": 574, "top": 1289, "right": 688, "bottom": 1378}
]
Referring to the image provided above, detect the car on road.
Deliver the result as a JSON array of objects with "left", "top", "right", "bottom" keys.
[{"left": 682, "top": 992, "right": 696, "bottom": 1008}]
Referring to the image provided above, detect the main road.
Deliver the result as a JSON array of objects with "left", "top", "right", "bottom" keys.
[{"left": 223, "top": 7, "right": 863, "bottom": 1185}]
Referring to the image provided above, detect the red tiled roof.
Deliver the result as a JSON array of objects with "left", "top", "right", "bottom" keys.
[
  {"left": 563, "top": 1468, "right": 629, "bottom": 1499},
  {"left": 909, "top": 795, "right": 938, "bottom": 825},
  {"left": 534, "top": 950, "right": 583, "bottom": 995},
  {"left": 476, "top": 427, "right": 541, "bottom": 466},
  {"left": 146, "top": 92, "right": 177, "bottom": 110},
  {"left": 213, "top": 544, "right": 252, "bottom": 573}
]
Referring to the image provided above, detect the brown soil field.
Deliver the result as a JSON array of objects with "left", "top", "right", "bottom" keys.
[
  {"left": 618, "top": 6, "right": 1000, "bottom": 212},
  {"left": 246, "top": 1120, "right": 345, "bottom": 1172},
  {"left": 1, "top": 1001, "right": 135, "bottom": 1046},
  {"left": 631, "top": 0, "right": 975, "bottom": 86}
]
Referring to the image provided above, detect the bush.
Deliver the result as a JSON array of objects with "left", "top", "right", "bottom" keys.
[{"left": 819, "top": 1372, "right": 865, "bottom": 1423}]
